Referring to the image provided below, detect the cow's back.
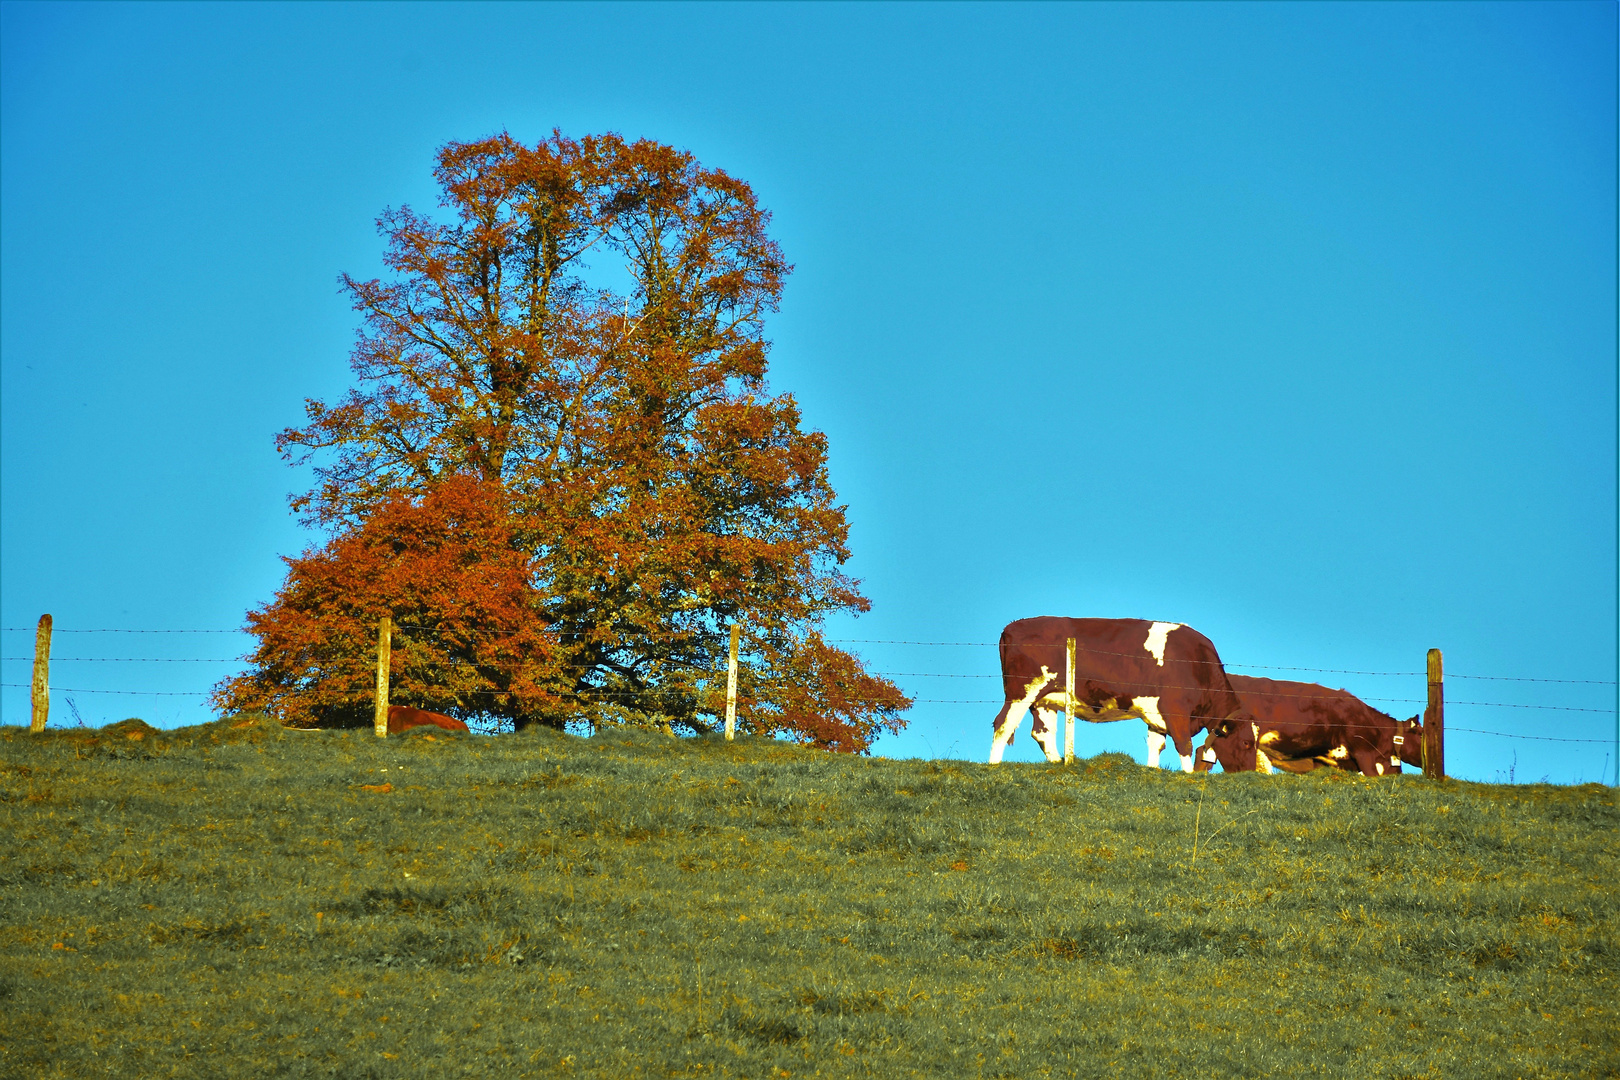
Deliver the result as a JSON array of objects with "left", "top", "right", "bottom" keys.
[
  {"left": 1229, "top": 675, "right": 1333, "bottom": 729},
  {"left": 999, "top": 616, "right": 1242, "bottom": 720},
  {"left": 1229, "top": 674, "right": 1396, "bottom": 755}
]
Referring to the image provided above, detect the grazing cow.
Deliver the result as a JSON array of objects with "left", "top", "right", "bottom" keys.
[
  {"left": 387, "top": 705, "right": 469, "bottom": 735},
  {"left": 989, "top": 617, "right": 1250, "bottom": 773},
  {"left": 1195, "top": 675, "right": 1422, "bottom": 777}
]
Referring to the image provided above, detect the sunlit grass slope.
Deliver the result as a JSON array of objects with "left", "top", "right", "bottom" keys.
[{"left": 2, "top": 717, "right": 1615, "bottom": 1078}]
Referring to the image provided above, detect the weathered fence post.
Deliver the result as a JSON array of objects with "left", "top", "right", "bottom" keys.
[
  {"left": 724, "top": 622, "right": 740, "bottom": 741},
  {"left": 1423, "top": 648, "right": 1444, "bottom": 779},
  {"left": 30, "top": 614, "right": 51, "bottom": 733},
  {"left": 1063, "top": 637, "right": 1076, "bottom": 764},
  {"left": 374, "top": 615, "right": 391, "bottom": 738}
]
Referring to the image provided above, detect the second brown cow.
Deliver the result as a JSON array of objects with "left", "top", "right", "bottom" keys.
[{"left": 1197, "top": 674, "right": 1423, "bottom": 777}]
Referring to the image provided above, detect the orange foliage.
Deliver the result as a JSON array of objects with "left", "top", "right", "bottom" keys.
[
  {"left": 214, "top": 477, "right": 566, "bottom": 729},
  {"left": 217, "top": 133, "right": 909, "bottom": 750}
]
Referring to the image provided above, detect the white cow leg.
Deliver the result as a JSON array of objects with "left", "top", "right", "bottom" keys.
[
  {"left": 989, "top": 699, "right": 1031, "bottom": 764},
  {"left": 1145, "top": 730, "right": 1167, "bottom": 769},
  {"left": 989, "top": 719, "right": 1015, "bottom": 764},
  {"left": 1032, "top": 708, "right": 1061, "bottom": 763},
  {"left": 1172, "top": 726, "right": 1195, "bottom": 773},
  {"left": 989, "top": 668, "right": 1053, "bottom": 765}
]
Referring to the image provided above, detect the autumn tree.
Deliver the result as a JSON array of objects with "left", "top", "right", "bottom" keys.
[
  {"left": 215, "top": 132, "right": 909, "bottom": 750},
  {"left": 216, "top": 477, "right": 569, "bottom": 729}
]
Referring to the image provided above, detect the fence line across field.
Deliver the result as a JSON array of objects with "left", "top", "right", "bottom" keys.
[
  {"left": 8, "top": 681, "right": 1607, "bottom": 749},
  {"left": 8, "top": 658, "right": 1615, "bottom": 711},
  {"left": 7, "top": 625, "right": 1612, "bottom": 687},
  {"left": 3, "top": 616, "right": 1462, "bottom": 780},
  {"left": 4, "top": 674, "right": 1609, "bottom": 715},
  {"left": 11, "top": 617, "right": 1617, "bottom": 770}
]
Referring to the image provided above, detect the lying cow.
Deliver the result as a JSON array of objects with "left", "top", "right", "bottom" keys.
[
  {"left": 387, "top": 705, "right": 469, "bottom": 735},
  {"left": 1196, "top": 674, "right": 1422, "bottom": 777},
  {"left": 990, "top": 617, "right": 1251, "bottom": 773}
]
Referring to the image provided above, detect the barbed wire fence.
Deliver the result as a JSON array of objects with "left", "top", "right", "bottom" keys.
[{"left": 4, "top": 625, "right": 1616, "bottom": 779}]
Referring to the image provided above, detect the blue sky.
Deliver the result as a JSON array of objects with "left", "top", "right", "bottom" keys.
[{"left": 2, "top": 2, "right": 1614, "bottom": 783}]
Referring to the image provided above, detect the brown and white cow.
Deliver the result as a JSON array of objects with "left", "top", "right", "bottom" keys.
[
  {"left": 387, "top": 705, "right": 469, "bottom": 735},
  {"left": 989, "top": 617, "right": 1250, "bottom": 773},
  {"left": 1196, "top": 674, "right": 1422, "bottom": 777}
]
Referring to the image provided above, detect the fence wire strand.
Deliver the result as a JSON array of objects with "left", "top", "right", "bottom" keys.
[
  {"left": 6, "top": 624, "right": 1615, "bottom": 748},
  {"left": 3, "top": 657, "right": 242, "bottom": 663},
  {"left": 2, "top": 628, "right": 244, "bottom": 634}
]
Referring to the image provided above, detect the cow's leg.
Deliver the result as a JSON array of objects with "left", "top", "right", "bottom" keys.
[
  {"left": 1140, "top": 731, "right": 1166, "bottom": 773},
  {"left": 1136, "top": 696, "right": 1168, "bottom": 768},
  {"left": 989, "top": 701, "right": 1017, "bottom": 764},
  {"left": 1163, "top": 709, "right": 1197, "bottom": 774},
  {"left": 1139, "top": 698, "right": 1193, "bottom": 771},
  {"left": 990, "top": 668, "right": 1056, "bottom": 764},
  {"left": 1350, "top": 744, "right": 1387, "bottom": 777},
  {"left": 1031, "top": 707, "right": 1061, "bottom": 763}
]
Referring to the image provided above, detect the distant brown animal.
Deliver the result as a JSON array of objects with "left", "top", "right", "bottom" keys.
[
  {"left": 1196, "top": 675, "right": 1422, "bottom": 777},
  {"left": 387, "top": 705, "right": 468, "bottom": 735}
]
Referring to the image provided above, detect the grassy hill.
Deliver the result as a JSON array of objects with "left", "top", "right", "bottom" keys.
[{"left": 2, "top": 717, "right": 1615, "bottom": 1079}]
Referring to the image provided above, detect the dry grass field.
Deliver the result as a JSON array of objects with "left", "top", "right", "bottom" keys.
[{"left": 2, "top": 716, "right": 1615, "bottom": 1078}]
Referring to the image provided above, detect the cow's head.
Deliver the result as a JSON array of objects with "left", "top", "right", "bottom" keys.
[
  {"left": 1197, "top": 716, "right": 1258, "bottom": 773},
  {"left": 1392, "top": 715, "right": 1424, "bottom": 769}
]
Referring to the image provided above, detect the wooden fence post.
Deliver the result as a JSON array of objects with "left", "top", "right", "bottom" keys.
[
  {"left": 724, "top": 622, "right": 740, "bottom": 741},
  {"left": 30, "top": 614, "right": 51, "bottom": 733},
  {"left": 374, "top": 615, "right": 391, "bottom": 738},
  {"left": 1424, "top": 648, "right": 1444, "bottom": 779},
  {"left": 1063, "top": 637, "right": 1076, "bottom": 764}
]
